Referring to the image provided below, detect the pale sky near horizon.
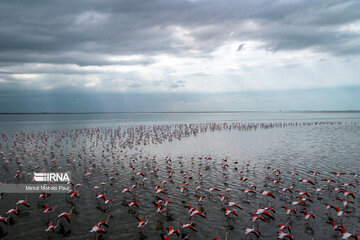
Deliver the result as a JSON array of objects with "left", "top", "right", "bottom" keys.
[{"left": 1, "top": 0, "right": 360, "bottom": 112}]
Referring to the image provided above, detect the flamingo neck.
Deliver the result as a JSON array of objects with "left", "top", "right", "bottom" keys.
[{"left": 56, "top": 218, "right": 62, "bottom": 229}]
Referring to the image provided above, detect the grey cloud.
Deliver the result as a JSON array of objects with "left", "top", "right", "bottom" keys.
[
  {"left": 169, "top": 82, "right": 185, "bottom": 89},
  {"left": 0, "top": 51, "right": 155, "bottom": 66},
  {"left": 2, "top": 0, "right": 360, "bottom": 60},
  {"left": 0, "top": 0, "right": 360, "bottom": 95},
  {"left": 129, "top": 83, "right": 141, "bottom": 88}
]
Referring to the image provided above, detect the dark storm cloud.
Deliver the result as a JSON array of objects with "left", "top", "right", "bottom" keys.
[
  {"left": 0, "top": 0, "right": 360, "bottom": 104},
  {"left": 1, "top": 0, "right": 360, "bottom": 63}
]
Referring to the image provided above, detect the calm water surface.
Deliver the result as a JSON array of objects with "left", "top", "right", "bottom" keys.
[
  {"left": 1, "top": 111, "right": 360, "bottom": 132},
  {"left": 0, "top": 112, "right": 359, "bottom": 239}
]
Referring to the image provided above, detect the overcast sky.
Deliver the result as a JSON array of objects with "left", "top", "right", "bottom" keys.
[{"left": 1, "top": 0, "right": 360, "bottom": 112}]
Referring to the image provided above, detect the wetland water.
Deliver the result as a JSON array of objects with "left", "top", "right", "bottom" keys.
[{"left": 0, "top": 112, "right": 359, "bottom": 239}]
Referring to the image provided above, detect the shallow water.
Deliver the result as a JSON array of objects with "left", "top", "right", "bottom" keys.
[
  {"left": 0, "top": 113, "right": 359, "bottom": 239},
  {"left": 1, "top": 111, "right": 360, "bottom": 133}
]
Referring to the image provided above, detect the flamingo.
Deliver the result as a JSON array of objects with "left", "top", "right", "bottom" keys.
[
  {"left": 241, "top": 177, "right": 248, "bottom": 183},
  {"left": 68, "top": 190, "right": 80, "bottom": 203},
  {"left": 297, "top": 190, "right": 310, "bottom": 197},
  {"left": 335, "top": 228, "right": 359, "bottom": 240},
  {"left": 281, "top": 187, "right": 294, "bottom": 193},
  {"left": 242, "top": 189, "right": 255, "bottom": 194},
  {"left": 331, "top": 205, "right": 351, "bottom": 218},
  {"left": 5, "top": 209, "right": 19, "bottom": 221},
  {"left": 56, "top": 207, "right": 75, "bottom": 232},
  {"left": 187, "top": 205, "right": 196, "bottom": 213},
  {"left": 340, "top": 189, "right": 355, "bottom": 199},
  {"left": 224, "top": 208, "right": 238, "bottom": 219},
  {"left": 260, "top": 190, "right": 275, "bottom": 198},
  {"left": 122, "top": 187, "right": 132, "bottom": 194},
  {"left": 197, "top": 194, "right": 206, "bottom": 203},
  {"left": 326, "top": 219, "right": 344, "bottom": 230},
  {"left": 228, "top": 202, "right": 242, "bottom": 210},
  {"left": 282, "top": 206, "right": 296, "bottom": 216},
  {"left": 155, "top": 202, "right": 167, "bottom": 214},
  {"left": 136, "top": 171, "right": 145, "bottom": 177},
  {"left": 136, "top": 216, "right": 149, "bottom": 229},
  {"left": 271, "top": 179, "right": 281, "bottom": 184},
  {"left": 43, "top": 204, "right": 55, "bottom": 213},
  {"left": 178, "top": 186, "right": 188, "bottom": 193},
  {"left": 255, "top": 208, "right": 274, "bottom": 220},
  {"left": 331, "top": 172, "right": 346, "bottom": 177},
  {"left": 162, "top": 199, "right": 173, "bottom": 208},
  {"left": 209, "top": 187, "right": 220, "bottom": 193},
  {"left": 0, "top": 216, "right": 7, "bottom": 225},
  {"left": 300, "top": 210, "right": 315, "bottom": 221},
  {"left": 351, "top": 173, "right": 360, "bottom": 179},
  {"left": 90, "top": 224, "right": 106, "bottom": 234},
  {"left": 219, "top": 193, "right": 228, "bottom": 202},
  {"left": 250, "top": 184, "right": 257, "bottom": 189},
  {"left": 97, "top": 193, "right": 106, "bottom": 200},
  {"left": 96, "top": 214, "right": 112, "bottom": 228},
  {"left": 249, "top": 213, "right": 264, "bottom": 228},
  {"left": 103, "top": 196, "right": 114, "bottom": 212},
  {"left": 182, "top": 222, "right": 197, "bottom": 232},
  {"left": 161, "top": 234, "right": 171, "bottom": 240},
  {"left": 322, "top": 178, "right": 336, "bottom": 185},
  {"left": 341, "top": 183, "right": 355, "bottom": 188},
  {"left": 155, "top": 188, "right": 167, "bottom": 194},
  {"left": 0, "top": 216, "right": 8, "bottom": 231},
  {"left": 278, "top": 230, "right": 294, "bottom": 239},
  {"left": 291, "top": 201, "right": 304, "bottom": 206},
  {"left": 245, "top": 227, "right": 260, "bottom": 238},
  {"left": 279, "top": 224, "right": 291, "bottom": 231},
  {"left": 262, "top": 206, "right": 275, "bottom": 213},
  {"left": 332, "top": 187, "right": 344, "bottom": 193},
  {"left": 310, "top": 170, "right": 320, "bottom": 176},
  {"left": 314, "top": 187, "right": 324, "bottom": 194},
  {"left": 337, "top": 198, "right": 354, "bottom": 208},
  {"left": 43, "top": 204, "right": 56, "bottom": 220},
  {"left": 45, "top": 220, "right": 58, "bottom": 236},
  {"left": 38, "top": 193, "right": 49, "bottom": 204},
  {"left": 167, "top": 225, "right": 180, "bottom": 236},
  {"left": 299, "top": 179, "right": 315, "bottom": 185},
  {"left": 15, "top": 200, "right": 30, "bottom": 212},
  {"left": 128, "top": 201, "right": 139, "bottom": 208},
  {"left": 190, "top": 208, "right": 206, "bottom": 218},
  {"left": 298, "top": 195, "right": 313, "bottom": 203}
]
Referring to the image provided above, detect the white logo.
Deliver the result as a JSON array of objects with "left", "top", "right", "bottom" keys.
[{"left": 34, "top": 172, "right": 70, "bottom": 182}]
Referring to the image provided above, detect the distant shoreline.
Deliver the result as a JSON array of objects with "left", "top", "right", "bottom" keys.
[{"left": 0, "top": 110, "right": 360, "bottom": 115}]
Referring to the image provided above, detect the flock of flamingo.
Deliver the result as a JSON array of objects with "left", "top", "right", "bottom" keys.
[{"left": 0, "top": 120, "right": 359, "bottom": 239}]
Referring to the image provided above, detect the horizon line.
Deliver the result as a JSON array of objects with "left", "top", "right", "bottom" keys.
[{"left": 1, "top": 110, "right": 360, "bottom": 115}]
